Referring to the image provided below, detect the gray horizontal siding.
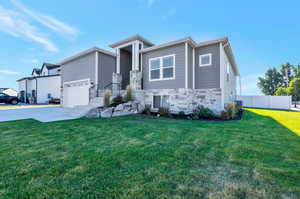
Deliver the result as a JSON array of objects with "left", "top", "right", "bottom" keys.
[
  {"left": 142, "top": 43, "right": 186, "bottom": 89},
  {"left": 98, "top": 53, "right": 116, "bottom": 89},
  {"left": 195, "top": 44, "right": 220, "bottom": 89},
  {"left": 61, "top": 52, "right": 96, "bottom": 84}
]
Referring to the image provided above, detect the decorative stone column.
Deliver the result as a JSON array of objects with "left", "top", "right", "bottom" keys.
[
  {"left": 130, "top": 70, "right": 142, "bottom": 90},
  {"left": 112, "top": 72, "right": 122, "bottom": 91}
]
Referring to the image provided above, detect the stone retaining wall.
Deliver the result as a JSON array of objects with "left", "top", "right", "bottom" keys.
[
  {"left": 95, "top": 88, "right": 223, "bottom": 114},
  {"left": 133, "top": 88, "right": 223, "bottom": 114}
]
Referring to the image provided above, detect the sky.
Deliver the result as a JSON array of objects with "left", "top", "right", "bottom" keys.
[{"left": 1, "top": 0, "right": 300, "bottom": 94}]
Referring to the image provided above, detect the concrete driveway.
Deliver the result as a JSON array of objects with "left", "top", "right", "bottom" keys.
[{"left": 0, "top": 106, "right": 88, "bottom": 122}]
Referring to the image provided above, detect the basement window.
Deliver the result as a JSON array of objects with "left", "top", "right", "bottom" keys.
[{"left": 153, "top": 95, "right": 170, "bottom": 109}]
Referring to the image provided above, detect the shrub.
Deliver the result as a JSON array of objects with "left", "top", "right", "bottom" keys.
[
  {"left": 103, "top": 89, "right": 111, "bottom": 107},
  {"left": 112, "top": 95, "right": 123, "bottom": 106},
  {"left": 191, "top": 109, "right": 199, "bottom": 120},
  {"left": 158, "top": 107, "right": 170, "bottom": 116},
  {"left": 226, "top": 103, "right": 237, "bottom": 119},
  {"left": 220, "top": 110, "right": 230, "bottom": 120},
  {"left": 142, "top": 104, "right": 151, "bottom": 115},
  {"left": 178, "top": 111, "right": 186, "bottom": 118},
  {"left": 195, "top": 105, "right": 214, "bottom": 119},
  {"left": 124, "top": 86, "right": 133, "bottom": 102}
]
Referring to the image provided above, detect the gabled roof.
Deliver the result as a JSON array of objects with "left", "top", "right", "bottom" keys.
[
  {"left": 31, "top": 68, "right": 41, "bottom": 75},
  {"left": 41, "top": 63, "right": 60, "bottom": 72},
  {"left": 109, "top": 34, "right": 155, "bottom": 48},
  {"left": 57, "top": 47, "right": 115, "bottom": 65}
]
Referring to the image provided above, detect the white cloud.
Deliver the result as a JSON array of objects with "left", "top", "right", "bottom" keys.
[
  {"left": 240, "top": 73, "right": 263, "bottom": 95},
  {"left": 0, "top": 69, "right": 20, "bottom": 75},
  {"left": 11, "top": 0, "right": 77, "bottom": 36},
  {"left": 0, "top": 5, "right": 58, "bottom": 52}
]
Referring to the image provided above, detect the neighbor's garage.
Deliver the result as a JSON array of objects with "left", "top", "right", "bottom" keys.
[{"left": 63, "top": 79, "right": 90, "bottom": 107}]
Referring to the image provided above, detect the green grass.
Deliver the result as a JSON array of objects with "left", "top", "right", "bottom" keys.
[{"left": 0, "top": 109, "right": 299, "bottom": 199}]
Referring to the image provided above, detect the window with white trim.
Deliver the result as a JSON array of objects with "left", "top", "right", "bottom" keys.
[
  {"left": 153, "top": 95, "right": 170, "bottom": 108},
  {"left": 149, "top": 55, "right": 175, "bottom": 81},
  {"left": 199, "top": 53, "right": 212, "bottom": 67}
]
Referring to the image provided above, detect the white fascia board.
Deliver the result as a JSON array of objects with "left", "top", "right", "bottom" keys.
[
  {"left": 141, "top": 37, "right": 196, "bottom": 53},
  {"left": 57, "top": 47, "right": 115, "bottom": 66}
]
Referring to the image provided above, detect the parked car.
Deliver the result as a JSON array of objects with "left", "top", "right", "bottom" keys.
[
  {"left": 49, "top": 98, "right": 60, "bottom": 104},
  {"left": 0, "top": 93, "right": 19, "bottom": 105}
]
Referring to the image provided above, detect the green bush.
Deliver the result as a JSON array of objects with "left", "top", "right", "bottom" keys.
[
  {"left": 124, "top": 86, "right": 133, "bottom": 102},
  {"left": 103, "top": 89, "right": 111, "bottom": 107},
  {"left": 178, "top": 111, "right": 186, "bottom": 118},
  {"left": 143, "top": 104, "right": 151, "bottom": 115},
  {"left": 195, "top": 105, "right": 214, "bottom": 119},
  {"left": 112, "top": 95, "right": 123, "bottom": 105},
  {"left": 158, "top": 107, "right": 170, "bottom": 116}
]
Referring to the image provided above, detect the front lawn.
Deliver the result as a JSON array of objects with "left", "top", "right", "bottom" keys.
[{"left": 0, "top": 109, "right": 299, "bottom": 198}]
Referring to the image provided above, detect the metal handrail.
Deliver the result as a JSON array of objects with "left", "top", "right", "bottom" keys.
[{"left": 103, "top": 82, "right": 121, "bottom": 96}]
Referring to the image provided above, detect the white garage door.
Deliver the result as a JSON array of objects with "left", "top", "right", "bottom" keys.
[{"left": 63, "top": 79, "right": 90, "bottom": 107}]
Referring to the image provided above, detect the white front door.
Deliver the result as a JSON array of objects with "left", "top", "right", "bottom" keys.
[{"left": 63, "top": 79, "right": 90, "bottom": 107}]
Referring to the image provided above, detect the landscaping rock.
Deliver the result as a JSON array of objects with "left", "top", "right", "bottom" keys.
[
  {"left": 114, "top": 103, "right": 124, "bottom": 111},
  {"left": 100, "top": 107, "right": 114, "bottom": 118},
  {"left": 85, "top": 107, "right": 100, "bottom": 118}
]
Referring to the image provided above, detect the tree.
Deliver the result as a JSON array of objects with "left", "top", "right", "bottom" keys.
[
  {"left": 294, "top": 63, "right": 300, "bottom": 78},
  {"left": 288, "top": 78, "right": 300, "bottom": 107},
  {"left": 275, "top": 87, "right": 288, "bottom": 96},
  {"left": 257, "top": 68, "right": 283, "bottom": 95},
  {"left": 279, "top": 62, "right": 295, "bottom": 87}
]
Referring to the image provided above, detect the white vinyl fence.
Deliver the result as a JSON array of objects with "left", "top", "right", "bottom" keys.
[{"left": 237, "top": 96, "right": 292, "bottom": 110}]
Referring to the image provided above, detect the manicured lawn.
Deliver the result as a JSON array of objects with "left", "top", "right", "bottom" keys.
[{"left": 0, "top": 109, "right": 299, "bottom": 198}]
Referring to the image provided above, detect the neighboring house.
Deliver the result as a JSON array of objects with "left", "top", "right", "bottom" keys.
[
  {"left": 59, "top": 35, "right": 239, "bottom": 113},
  {"left": 0, "top": 88, "right": 18, "bottom": 96},
  {"left": 17, "top": 63, "right": 61, "bottom": 104}
]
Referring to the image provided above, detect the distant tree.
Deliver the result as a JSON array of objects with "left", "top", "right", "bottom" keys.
[
  {"left": 288, "top": 78, "right": 300, "bottom": 107},
  {"left": 275, "top": 87, "right": 288, "bottom": 96},
  {"left": 294, "top": 63, "right": 300, "bottom": 78},
  {"left": 279, "top": 63, "right": 295, "bottom": 87},
  {"left": 257, "top": 68, "right": 283, "bottom": 95}
]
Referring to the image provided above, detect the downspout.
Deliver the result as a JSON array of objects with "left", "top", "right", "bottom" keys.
[
  {"left": 25, "top": 79, "right": 27, "bottom": 104},
  {"left": 35, "top": 77, "right": 38, "bottom": 104}
]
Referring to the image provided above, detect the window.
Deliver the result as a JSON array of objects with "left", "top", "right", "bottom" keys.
[
  {"left": 153, "top": 96, "right": 161, "bottom": 108},
  {"left": 153, "top": 95, "right": 170, "bottom": 108},
  {"left": 226, "top": 62, "right": 230, "bottom": 81},
  {"left": 149, "top": 55, "right": 175, "bottom": 81},
  {"left": 199, "top": 53, "right": 212, "bottom": 67}
]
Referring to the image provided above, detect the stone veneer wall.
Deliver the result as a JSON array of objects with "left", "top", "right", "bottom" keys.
[
  {"left": 95, "top": 88, "right": 223, "bottom": 114},
  {"left": 133, "top": 88, "right": 223, "bottom": 114}
]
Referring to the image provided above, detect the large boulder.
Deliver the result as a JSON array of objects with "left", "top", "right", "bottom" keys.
[
  {"left": 100, "top": 107, "right": 114, "bottom": 118},
  {"left": 85, "top": 107, "right": 100, "bottom": 118}
]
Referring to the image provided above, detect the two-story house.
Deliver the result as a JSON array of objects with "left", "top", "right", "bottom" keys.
[
  {"left": 17, "top": 63, "right": 61, "bottom": 104},
  {"left": 60, "top": 35, "right": 239, "bottom": 113}
]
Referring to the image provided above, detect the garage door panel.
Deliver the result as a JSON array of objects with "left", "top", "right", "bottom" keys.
[{"left": 63, "top": 79, "right": 90, "bottom": 107}]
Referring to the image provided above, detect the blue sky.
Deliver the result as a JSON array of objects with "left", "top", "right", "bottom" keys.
[{"left": 1, "top": 0, "right": 300, "bottom": 94}]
